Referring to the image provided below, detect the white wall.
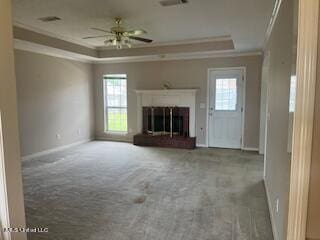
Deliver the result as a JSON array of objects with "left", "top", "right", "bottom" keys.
[
  {"left": 94, "top": 55, "right": 263, "bottom": 149},
  {"left": 263, "top": 0, "right": 294, "bottom": 239},
  {"left": 15, "top": 50, "right": 95, "bottom": 157}
]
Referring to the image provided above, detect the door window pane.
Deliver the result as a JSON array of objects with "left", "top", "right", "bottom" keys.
[{"left": 215, "top": 78, "right": 237, "bottom": 111}]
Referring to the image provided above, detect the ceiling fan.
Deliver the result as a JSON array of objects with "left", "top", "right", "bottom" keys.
[{"left": 82, "top": 17, "right": 153, "bottom": 49}]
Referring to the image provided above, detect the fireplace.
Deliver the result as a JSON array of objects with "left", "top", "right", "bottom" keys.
[
  {"left": 143, "top": 107, "right": 189, "bottom": 137},
  {"left": 133, "top": 106, "right": 196, "bottom": 149}
]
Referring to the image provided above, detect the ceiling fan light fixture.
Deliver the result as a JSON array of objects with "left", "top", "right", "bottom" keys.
[
  {"left": 125, "top": 29, "right": 147, "bottom": 36},
  {"left": 104, "top": 39, "right": 113, "bottom": 46},
  {"left": 122, "top": 39, "right": 132, "bottom": 48},
  {"left": 84, "top": 17, "right": 153, "bottom": 49},
  {"left": 159, "top": 0, "right": 188, "bottom": 7}
]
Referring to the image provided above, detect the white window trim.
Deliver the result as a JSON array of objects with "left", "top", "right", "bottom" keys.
[{"left": 103, "top": 74, "right": 128, "bottom": 134}]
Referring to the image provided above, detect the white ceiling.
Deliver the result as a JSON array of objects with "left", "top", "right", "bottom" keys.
[{"left": 12, "top": 0, "right": 275, "bottom": 51}]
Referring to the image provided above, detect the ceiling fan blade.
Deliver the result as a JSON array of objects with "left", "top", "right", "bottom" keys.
[
  {"left": 91, "top": 27, "right": 112, "bottom": 34},
  {"left": 82, "top": 35, "right": 111, "bottom": 39},
  {"left": 125, "top": 29, "right": 147, "bottom": 36},
  {"left": 129, "top": 36, "right": 153, "bottom": 43}
]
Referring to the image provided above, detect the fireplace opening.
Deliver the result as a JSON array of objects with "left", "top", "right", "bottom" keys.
[
  {"left": 147, "top": 115, "right": 164, "bottom": 133},
  {"left": 134, "top": 106, "right": 195, "bottom": 149},
  {"left": 172, "top": 116, "right": 183, "bottom": 135},
  {"left": 143, "top": 107, "right": 189, "bottom": 137},
  {"left": 147, "top": 115, "right": 184, "bottom": 135}
]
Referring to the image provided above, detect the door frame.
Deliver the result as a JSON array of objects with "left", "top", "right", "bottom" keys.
[
  {"left": 206, "top": 67, "right": 246, "bottom": 149},
  {"left": 0, "top": 112, "right": 10, "bottom": 240},
  {"left": 287, "top": 0, "right": 319, "bottom": 239}
]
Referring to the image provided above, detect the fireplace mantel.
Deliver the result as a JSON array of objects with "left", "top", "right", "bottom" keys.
[
  {"left": 135, "top": 89, "right": 198, "bottom": 94},
  {"left": 135, "top": 89, "right": 198, "bottom": 137}
]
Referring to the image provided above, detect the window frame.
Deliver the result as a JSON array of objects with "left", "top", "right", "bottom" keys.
[{"left": 103, "top": 74, "right": 128, "bottom": 134}]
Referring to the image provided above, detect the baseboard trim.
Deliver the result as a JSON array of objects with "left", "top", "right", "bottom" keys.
[
  {"left": 21, "top": 139, "right": 93, "bottom": 161},
  {"left": 196, "top": 144, "right": 207, "bottom": 148},
  {"left": 263, "top": 179, "right": 279, "bottom": 240},
  {"left": 195, "top": 145, "right": 258, "bottom": 150},
  {"left": 94, "top": 139, "right": 256, "bottom": 151},
  {"left": 242, "top": 147, "right": 259, "bottom": 152},
  {"left": 306, "top": 238, "right": 320, "bottom": 240},
  {"left": 95, "top": 137, "right": 133, "bottom": 143}
]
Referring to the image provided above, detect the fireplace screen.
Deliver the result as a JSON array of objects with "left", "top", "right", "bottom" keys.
[{"left": 143, "top": 107, "right": 189, "bottom": 137}]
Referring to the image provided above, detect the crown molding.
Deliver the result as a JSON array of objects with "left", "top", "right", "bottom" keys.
[
  {"left": 264, "top": 0, "right": 283, "bottom": 50},
  {"left": 14, "top": 39, "right": 95, "bottom": 63},
  {"left": 13, "top": 21, "right": 96, "bottom": 49},
  {"left": 97, "top": 35, "right": 233, "bottom": 50},
  {"left": 98, "top": 39, "right": 234, "bottom": 58},
  {"left": 13, "top": 26, "right": 98, "bottom": 58},
  {"left": 12, "top": 25, "right": 239, "bottom": 62},
  {"left": 94, "top": 50, "right": 262, "bottom": 64},
  {"left": 14, "top": 38, "right": 262, "bottom": 64},
  {"left": 13, "top": 26, "right": 261, "bottom": 64}
]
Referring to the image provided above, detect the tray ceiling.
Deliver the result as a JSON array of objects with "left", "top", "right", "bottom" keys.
[{"left": 12, "top": 0, "right": 275, "bottom": 51}]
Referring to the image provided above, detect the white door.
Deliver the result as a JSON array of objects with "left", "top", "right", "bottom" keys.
[{"left": 208, "top": 69, "right": 244, "bottom": 149}]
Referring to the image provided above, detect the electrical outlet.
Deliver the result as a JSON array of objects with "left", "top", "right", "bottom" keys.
[
  {"left": 56, "top": 133, "right": 61, "bottom": 140},
  {"left": 276, "top": 198, "right": 280, "bottom": 213}
]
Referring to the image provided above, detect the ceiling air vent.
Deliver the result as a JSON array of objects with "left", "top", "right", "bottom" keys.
[
  {"left": 159, "top": 0, "right": 188, "bottom": 7},
  {"left": 38, "top": 16, "right": 61, "bottom": 22}
]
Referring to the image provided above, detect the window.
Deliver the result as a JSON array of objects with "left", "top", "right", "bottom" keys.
[
  {"left": 104, "top": 74, "right": 127, "bottom": 132},
  {"left": 289, "top": 75, "right": 297, "bottom": 112},
  {"left": 215, "top": 78, "right": 237, "bottom": 110}
]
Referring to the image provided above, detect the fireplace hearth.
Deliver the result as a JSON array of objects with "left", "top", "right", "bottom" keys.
[{"left": 133, "top": 106, "right": 196, "bottom": 149}]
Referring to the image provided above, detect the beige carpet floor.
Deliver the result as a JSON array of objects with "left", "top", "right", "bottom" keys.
[{"left": 22, "top": 141, "right": 273, "bottom": 240}]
